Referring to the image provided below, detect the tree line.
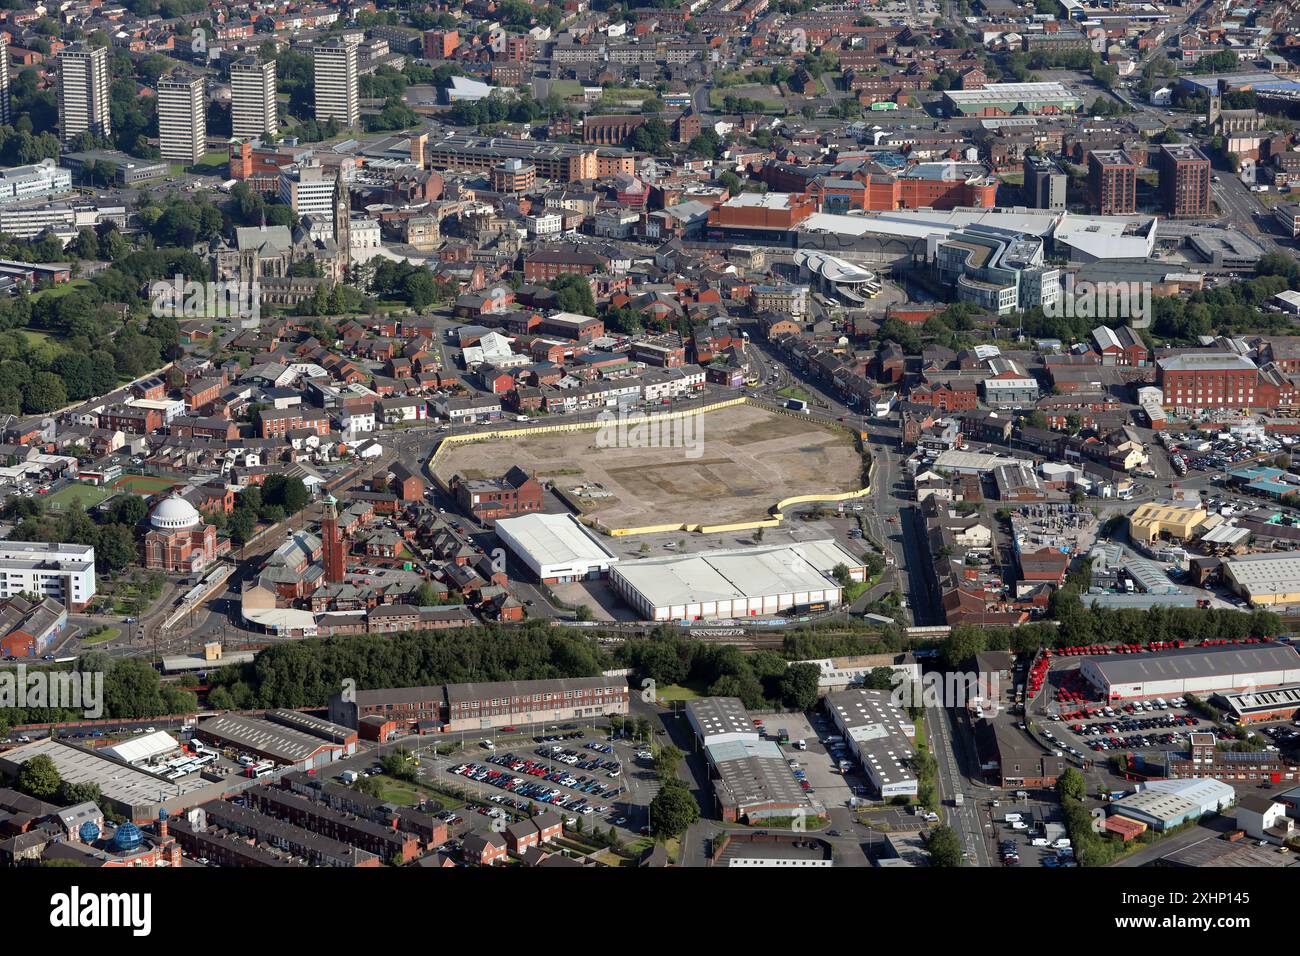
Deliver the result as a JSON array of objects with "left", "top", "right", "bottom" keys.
[
  {"left": 621, "top": 630, "right": 821, "bottom": 711},
  {"left": 0, "top": 653, "right": 197, "bottom": 735},
  {"left": 205, "top": 625, "right": 614, "bottom": 710}
]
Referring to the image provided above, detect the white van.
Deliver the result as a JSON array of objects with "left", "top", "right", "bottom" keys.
[{"left": 1003, "top": 813, "right": 1024, "bottom": 823}]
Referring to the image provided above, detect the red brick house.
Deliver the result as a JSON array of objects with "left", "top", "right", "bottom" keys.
[{"left": 462, "top": 831, "right": 508, "bottom": 866}]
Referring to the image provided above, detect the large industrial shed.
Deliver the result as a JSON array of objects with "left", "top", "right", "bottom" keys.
[
  {"left": 610, "top": 539, "right": 865, "bottom": 622},
  {"left": 196, "top": 711, "right": 359, "bottom": 770},
  {"left": 1081, "top": 642, "right": 1300, "bottom": 700},
  {"left": 494, "top": 512, "right": 619, "bottom": 584},
  {"left": 824, "top": 688, "right": 918, "bottom": 800},
  {"left": 684, "top": 698, "right": 814, "bottom": 823},
  {"left": 1109, "top": 778, "right": 1236, "bottom": 831},
  {"left": 1224, "top": 552, "right": 1300, "bottom": 607}
]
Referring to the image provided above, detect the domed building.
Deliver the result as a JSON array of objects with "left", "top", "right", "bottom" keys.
[{"left": 142, "top": 495, "right": 219, "bottom": 573}]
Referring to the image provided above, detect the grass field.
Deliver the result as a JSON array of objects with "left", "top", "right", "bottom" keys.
[
  {"left": 45, "top": 483, "right": 113, "bottom": 512},
  {"left": 548, "top": 79, "right": 583, "bottom": 99},
  {"left": 373, "top": 776, "right": 464, "bottom": 811},
  {"left": 17, "top": 327, "right": 61, "bottom": 346},
  {"left": 709, "top": 85, "right": 783, "bottom": 111},
  {"left": 656, "top": 681, "right": 707, "bottom": 702},
  {"left": 110, "top": 475, "right": 180, "bottom": 496},
  {"left": 30, "top": 279, "right": 92, "bottom": 303},
  {"left": 79, "top": 627, "right": 121, "bottom": 646},
  {"left": 189, "top": 151, "right": 229, "bottom": 174}
]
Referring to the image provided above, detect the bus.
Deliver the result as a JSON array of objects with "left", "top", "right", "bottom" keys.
[
  {"left": 777, "top": 728, "right": 791, "bottom": 745},
  {"left": 870, "top": 101, "right": 898, "bottom": 111}
]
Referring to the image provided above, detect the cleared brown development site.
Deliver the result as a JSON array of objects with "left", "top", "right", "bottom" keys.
[{"left": 435, "top": 404, "right": 862, "bottom": 528}]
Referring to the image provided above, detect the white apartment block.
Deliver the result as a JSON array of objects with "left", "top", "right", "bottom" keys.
[
  {"left": 157, "top": 72, "right": 206, "bottom": 165},
  {"left": 58, "top": 44, "right": 111, "bottom": 145},
  {"left": 230, "top": 56, "right": 277, "bottom": 140},
  {"left": 314, "top": 42, "right": 359, "bottom": 128},
  {"left": 0, "top": 160, "right": 73, "bottom": 205},
  {"left": 0, "top": 542, "right": 97, "bottom": 610},
  {"left": 0, "top": 202, "right": 124, "bottom": 239}
]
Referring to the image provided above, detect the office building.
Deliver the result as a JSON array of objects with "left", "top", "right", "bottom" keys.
[
  {"left": 1157, "top": 352, "right": 1291, "bottom": 412},
  {"left": 1157, "top": 143, "right": 1212, "bottom": 218},
  {"left": 1087, "top": 149, "right": 1137, "bottom": 216},
  {"left": 425, "top": 134, "right": 599, "bottom": 182},
  {"left": 0, "top": 159, "right": 72, "bottom": 204},
  {"left": 0, "top": 541, "right": 96, "bottom": 610},
  {"left": 278, "top": 163, "right": 337, "bottom": 217},
  {"left": 157, "top": 71, "right": 205, "bottom": 165},
  {"left": 935, "top": 226, "right": 1060, "bottom": 316},
  {"left": 57, "top": 44, "right": 111, "bottom": 145},
  {"left": 1024, "top": 153, "right": 1066, "bottom": 210},
  {"left": 314, "top": 42, "right": 359, "bottom": 128},
  {"left": 230, "top": 56, "right": 278, "bottom": 140}
]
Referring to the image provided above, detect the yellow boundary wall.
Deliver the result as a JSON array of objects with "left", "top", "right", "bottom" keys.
[{"left": 427, "top": 397, "right": 873, "bottom": 537}]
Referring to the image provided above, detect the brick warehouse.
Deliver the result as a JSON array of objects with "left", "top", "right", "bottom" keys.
[
  {"left": 328, "top": 676, "right": 630, "bottom": 734},
  {"left": 450, "top": 466, "right": 545, "bottom": 521},
  {"left": 1157, "top": 353, "right": 1294, "bottom": 412}
]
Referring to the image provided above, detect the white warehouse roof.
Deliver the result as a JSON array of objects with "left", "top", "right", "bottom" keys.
[
  {"left": 612, "top": 539, "right": 862, "bottom": 608},
  {"left": 101, "top": 730, "right": 180, "bottom": 765},
  {"left": 1225, "top": 552, "right": 1300, "bottom": 596},
  {"left": 1112, "top": 777, "right": 1235, "bottom": 825},
  {"left": 494, "top": 512, "right": 618, "bottom": 570}
]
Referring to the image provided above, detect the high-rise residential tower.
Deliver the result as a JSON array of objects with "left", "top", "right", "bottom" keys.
[
  {"left": 0, "top": 46, "right": 12, "bottom": 128},
  {"left": 157, "top": 70, "right": 206, "bottom": 165},
  {"left": 230, "top": 56, "right": 278, "bottom": 140},
  {"left": 313, "top": 42, "right": 359, "bottom": 128},
  {"left": 58, "top": 43, "right": 111, "bottom": 145}
]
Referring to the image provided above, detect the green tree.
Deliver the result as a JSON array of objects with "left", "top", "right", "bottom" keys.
[
  {"left": 1056, "top": 766, "right": 1087, "bottom": 803},
  {"left": 648, "top": 780, "right": 698, "bottom": 838},
  {"left": 779, "top": 662, "right": 821, "bottom": 710},
  {"left": 653, "top": 744, "right": 684, "bottom": 780},
  {"left": 381, "top": 746, "right": 418, "bottom": 782},
  {"left": 18, "top": 753, "right": 61, "bottom": 799},
  {"left": 926, "top": 825, "right": 964, "bottom": 867},
  {"left": 548, "top": 273, "right": 597, "bottom": 316}
]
